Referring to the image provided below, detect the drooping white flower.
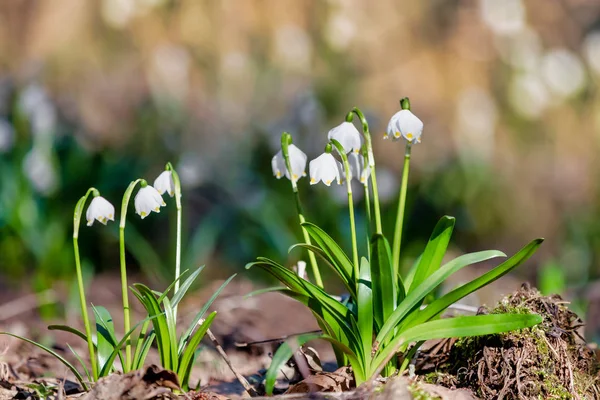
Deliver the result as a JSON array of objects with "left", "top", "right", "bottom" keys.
[
  {"left": 86, "top": 196, "right": 115, "bottom": 226},
  {"left": 348, "top": 153, "right": 371, "bottom": 185},
  {"left": 154, "top": 170, "right": 175, "bottom": 197},
  {"left": 309, "top": 153, "right": 343, "bottom": 186},
  {"left": 385, "top": 109, "right": 423, "bottom": 144},
  {"left": 134, "top": 185, "right": 166, "bottom": 219},
  {"left": 271, "top": 144, "right": 307, "bottom": 183},
  {"left": 327, "top": 121, "right": 362, "bottom": 154}
]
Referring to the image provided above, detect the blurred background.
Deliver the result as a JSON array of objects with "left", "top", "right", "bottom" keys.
[{"left": 1, "top": 0, "right": 600, "bottom": 338}]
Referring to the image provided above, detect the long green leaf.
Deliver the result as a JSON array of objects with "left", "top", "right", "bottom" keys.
[
  {"left": 370, "top": 234, "right": 397, "bottom": 328},
  {"left": 357, "top": 257, "right": 373, "bottom": 375},
  {"left": 156, "top": 268, "right": 193, "bottom": 304},
  {"left": 405, "top": 239, "right": 544, "bottom": 330},
  {"left": 132, "top": 284, "right": 172, "bottom": 370},
  {"left": 177, "top": 311, "right": 216, "bottom": 391},
  {"left": 264, "top": 332, "right": 322, "bottom": 396},
  {"left": 0, "top": 332, "right": 88, "bottom": 390},
  {"left": 47, "top": 325, "right": 89, "bottom": 343},
  {"left": 289, "top": 243, "right": 356, "bottom": 299},
  {"left": 301, "top": 222, "right": 354, "bottom": 281},
  {"left": 92, "top": 305, "right": 122, "bottom": 374},
  {"left": 371, "top": 313, "right": 542, "bottom": 374},
  {"left": 408, "top": 216, "right": 455, "bottom": 293},
  {"left": 319, "top": 335, "right": 366, "bottom": 384},
  {"left": 179, "top": 274, "right": 236, "bottom": 354},
  {"left": 99, "top": 316, "right": 157, "bottom": 377},
  {"left": 67, "top": 343, "right": 92, "bottom": 383},
  {"left": 163, "top": 297, "right": 179, "bottom": 372},
  {"left": 170, "top": 266, "right": 204, "bottom": 307},
  {"left": 133, "top": 332, "right": 155, "bottom": 370},
  {"left": 376, "top": 250, "right": 505, "bottom": 345}
]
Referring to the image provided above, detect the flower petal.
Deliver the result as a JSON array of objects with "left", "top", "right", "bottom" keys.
[{"left": 328, "top": 122, "right": 362, "bottom": 153}]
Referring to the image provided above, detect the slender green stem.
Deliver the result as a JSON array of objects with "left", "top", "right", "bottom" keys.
[
  {"left": 392, "top": 144, "right": 412, "bottom": 279},
  {"left": 119, "top": 179, "right": 143, "bottom": 372},
  {"left": 293, "top": 191, "right": 323, "bottom": 287},
  {"left": 281, "top": 133, "right": 323, "bottom": 287},
  {"left": 167, "top": 163, "right": 183, "bottom": 320},
  {"left": 331, "top": 139, "right": 359, "bottom": 284},
  {"left": 363, "top": 182, "right": 372, "bottom": 258},
  {"left": 73, "top": 188, "right": 99, "bottom": 380},
  {"left": 346, "top": 108, "right": 382, "bottom": 234}
]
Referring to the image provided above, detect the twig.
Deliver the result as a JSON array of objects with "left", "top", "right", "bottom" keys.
[
  {"left": 235, "top": 329, "right": 322, "bottom": 347},
  {"left": 206, "top": 328, "right": 258, "bottom": 397}
]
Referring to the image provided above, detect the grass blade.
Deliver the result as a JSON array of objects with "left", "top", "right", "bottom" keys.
[
  {"left": 405, "top": 239, "right": 544, "bottom": 329},
  {"left": 0, "top": 332, "right": 88, "bottom": 390},
  {"left": 376, "top": 250, "right": 505, "bottom": 345},
  {"left": 47, "top": 325, "right": 88, "bottom": 343},
  {"left": 264, "top": 332, "right": 322, "bottom": 396},
  {"left": 170, "top": 266, "right": 204, "bottom": 307},
  {"left": 372, "top": 313, "right": 542, "bottom": 373},
  {"left": 301, "top": 222, "right": 354, "bottom": 281},
  {"left": 179, "top": 274, "right": 236, "bottom": 354},
  {"left": 357, "top": 257, "right": 373, "bottom": 374},
  {"left": 370, "top": 234, "right": 397, "bottom": 328},
  {"left": 177, "top": 311, "right": 217, "bottom": 391},
  {"left": 408, "top": 216, "right": 455, "bottom": 293}
]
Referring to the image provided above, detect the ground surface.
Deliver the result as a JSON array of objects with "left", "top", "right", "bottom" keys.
[{"left": 2, "top": 272, "right": 596, "bottom": 399}]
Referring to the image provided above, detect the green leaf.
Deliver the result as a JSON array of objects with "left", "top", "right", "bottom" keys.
[
  {"left": 163, "top": 297, "right": 179, "bottom": 372},
  {"left": 319, "top": 335, "right": 366, "bottom": 384},
  {"left": 243, "top": 286, "right": 288, "bottom": 298},
  {"left": 357, "top": 257, "right": 373, "bottom": 374},
  {"left": 67, "top": 343, "right": 92, "bottom": 383},
  {"left": 177, "top": 311, "right": 216, "bottom": 391},
  {"left": 156, "top": 268, "right": 193, "bottom": 304},
  {"left": 404, "top": 239, "right": 544, "bottom": 330},
  {"left": 371, "top": 313, "right": 542, "bottom": 373},
  {"left": 301, "top": 222, "right": 354, "bottom": 282},
  {"left": 289, "top": 243, "right": 356, "bottom": 299},
  {"left": 0, "top": 332, "right": 88, "bottom": 390},
  {"left": 92, "top": 305, "right": 122, "bottom": 374},
  {"left": 408, "top": 216, "right": 455, "bottom": 293},
  {"left": 264, "top": 332, "right": 322, "bottom": 396},
  {"left": 170, "top": 266, "right": 204, "bottom": 307},
  {"left": 179, "top": 274, "right": 236, "bottom": 354},
  {"left": 99, "top": 317, "right": 157, "bottom": 377},
  {"left": 370, "top": 234, "right": 398, "bottom": 328},
  {"left": 47, "top": 325, "right": 89, "bottom": 343},
  {"left": 132, "top": 284, "right": 172, "bottom": 370},
  {"left": 376, "top": 250, "right": 505, "bottom": 345}
]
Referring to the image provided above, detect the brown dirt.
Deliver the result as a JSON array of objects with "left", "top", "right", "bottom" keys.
[{"left": 418, "top": 283, "right": 600, "bottom": 399}]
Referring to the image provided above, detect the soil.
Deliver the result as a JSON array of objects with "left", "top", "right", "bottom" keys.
[
  {"left": 418, "top": 283, "right": 600, "bottom": 399},
  {"left": 1, "top": 276, "right": 598, "bottom": 399}
]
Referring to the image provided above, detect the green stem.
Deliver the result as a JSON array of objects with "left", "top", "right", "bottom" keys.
[
  {"left": 392, "top": 144, "right": 412, "bottom": 279},
  {"left": 346, "top": 108, "right": 382, "bottom": 234},
  {"left": 331, "top": 139, "right": 359, "bottom": 285},
  {"left": 73, "top": 188, "right": 98, "bottom": 380},
  {"left": 167, "top": 163, "right": 183, "bottom": 320},
  {"left": 119, "top": 179, "right": 143, "bottom": 372},
  {"left": 281, "top": 133, "right": 323, "bottom": 288},
  {"left": 363, "top": 181, "right": 372, "bottom": 259}
]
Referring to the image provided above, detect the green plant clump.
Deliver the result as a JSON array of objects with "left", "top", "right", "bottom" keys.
[{"left": 248, "top": 99, "right": 545, "bottom": 395}]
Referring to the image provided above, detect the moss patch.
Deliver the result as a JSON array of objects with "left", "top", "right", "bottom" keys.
[{"left": 417, "top": 284, "right": 600, "bottom": 399}]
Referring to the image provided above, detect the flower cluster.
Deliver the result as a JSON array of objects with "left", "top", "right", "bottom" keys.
[{"left": 271, "top": 106, "right": 423, "bottom": 187}]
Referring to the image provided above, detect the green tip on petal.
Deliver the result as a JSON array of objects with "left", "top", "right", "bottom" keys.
[{"left": 400, "top": 97, "right": 411, "bottom": 110}]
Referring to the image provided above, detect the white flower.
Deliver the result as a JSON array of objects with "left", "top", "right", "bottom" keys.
[
  {"left": 348, "top": 153, "right": 371, "bottom": 185},
  {"left": 154, "top": 170, "right": 175, "bottom": 197},
  {"left": 327, "top": 121, "right": 362, "bottom": 153},
  {"left": 385, "top": 109, "right": 423, "bottom": 144},
  {"left": 309, "top": 153, "right": 343, "bottom": 186},
  {"left": 271, "top": 144, "right": 307, "bottom": 183},
  {"left": 134, "top": 185, "right": 166, "bottom": 219},
  {"left": 86, "top": 196, "right": 115, "bottom": 226}
]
